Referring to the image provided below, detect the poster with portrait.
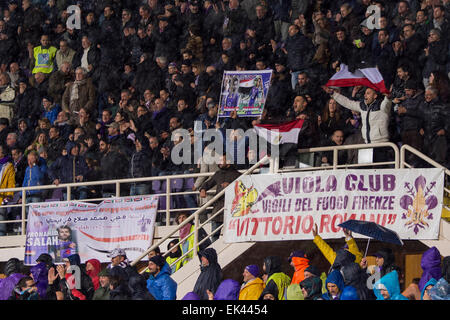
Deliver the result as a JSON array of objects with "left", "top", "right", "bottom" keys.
[
  {"left": 24, "top": 196, "right": 158, "bottom": 265},
  {"left": 218, "top": 70, "right": 272, "bottom": 118}
]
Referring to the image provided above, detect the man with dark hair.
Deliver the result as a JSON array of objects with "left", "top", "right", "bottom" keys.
[
  {"left": 146, "top": 254, "right": 177, "bottom": 300},
  {"left": 50, "top": 225, "right": 77, "bottom": 262}
]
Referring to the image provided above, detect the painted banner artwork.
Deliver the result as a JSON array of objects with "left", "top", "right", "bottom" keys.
[
  {"left": 224, "top": 169, "right": 444, "bottom": 243},
  {"left": 218, "top": 70, "right": 272, "bottom": 118},
  {"left": 24, "top": 196, "right": 158, "bottom": 265}
]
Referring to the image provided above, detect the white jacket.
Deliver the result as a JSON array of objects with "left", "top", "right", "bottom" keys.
[{"left": 332, "top": 92, "right": 392, "bottom": 144}]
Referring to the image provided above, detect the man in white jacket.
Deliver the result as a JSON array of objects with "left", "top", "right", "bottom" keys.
[{"left": 322, "top": 85, "right": 393, "bottom": 163}]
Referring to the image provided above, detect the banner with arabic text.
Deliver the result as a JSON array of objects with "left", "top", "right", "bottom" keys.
[{"left": 24, "top": 196, "right": 158, "bottom": 265}]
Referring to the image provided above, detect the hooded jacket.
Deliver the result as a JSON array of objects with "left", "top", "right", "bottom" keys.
[
  {"left": 213, "top": 279, "right": 240, "bottom": 300},
  {"left": 322, "top": 269, "right": 346, "bottom": 300},
  {"left": 86, "top": 258, "right": 101, "bottom": 291},
  {"left": 419, "top": 246, "right": 442, "bottom": 292},
  {"left": 291, "top": 256, "right": 310, "bottom": 285},
  {"left": 146, "top": 262, "right": 177, "bottom": 300},
  {"left": 239, "top": 277, "right": 265, "bottom": 300},
  {"left": 193, "top": 248, "right": 223, "bottom": 300},
  {"left": 300, "top": 276, "right": 323, "bottom": 300},
  {"left": 373, "top": 270, "right": 408, "bottom": 300},
  {"left": 261, "top": 256, "right": 291, "bottom": 301},
  {"left": 421, "top": 278, "right": 437, "bottom": 300},
  {"left": 0, "top": 273, "right": 25, "bottom": 300}
]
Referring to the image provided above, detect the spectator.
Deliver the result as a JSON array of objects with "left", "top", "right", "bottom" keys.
[
  {"left": 239, "top": 264, "right": 265, "bottom": 300},
  {"left": 193, "top": 247, "right": 222, "bottom": 300},
  {"left": 85, "top": 259, "right": 101, "bottom": 291},
  {"left": 419, "top": 86, "right": 449, "bottom": 166},
  {"left": 55, "top": 40, "right": 75, "bottom": 71},
  {"left": 260, "top": 256, "right": 291, "bottom": 300},
  {"left": 48, "top": 61, "right": 72, "bottom": 105},
  {"left": 289, "top": 250, "right": 310, "bottom": 285},
  {"left": 21, "top": 150, "right": 46, "bottom": 203},
  {"left": 299, "top": 276, "right": 324, "bottom": 300},
  {"left": 373, "top": 270, "right": 408, "bottom": 300},
  {"left": 165, "top": 239, "right": 182, "bottom": 274},
  {"left": 146, "top": 255, "right": 177, "bottom": 300},
  {"left": 0, "top": 258, "right": 25, "bottom": 300},
  {"left": 207, "top": 279, "right": 240, "bottom": 300},
  {"left": 0, "top": 145, "right": 15, "bottom": 235},
  {"left": 199, "top": 153, "right": 241, "bottom": 243},
  {"left": 0, "top": 72, "right": 15, "bottom": 122},
  {"left": 61, "top": 67, "right": 97, "bottom": 123},
  {"left": 428, "top": 256, "right": 450, "bottom": 300},
  {"left": 92, "top": 268, "right": 111, "bottom": 300},
  {"left": 30, "top": 34, "right": 57, "bottom": 75},
  {"left": 48, "top": 141, "right": 88, "bottom": 199},
  {"left": 9, "top": 276, "right": 39, "bottom": 300}
]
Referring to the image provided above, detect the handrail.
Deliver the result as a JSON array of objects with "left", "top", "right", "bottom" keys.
[
  {"left": 129, "top": 155, "right": 270, "bottom": 267},
  {"left": 400, "top": 144, "right": 450, "bottom": 196},
  {"left": 280, "top": 142, "right": 400, "bottom": 171}
]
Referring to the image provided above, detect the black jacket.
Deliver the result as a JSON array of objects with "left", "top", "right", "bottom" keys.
[
  {"left": 199, "top": 165, "right": 241, "bottom": 219},
  {"left": 193, "top": 248, "right": 223, "bottom": 300},
  {"left": 420, "top": 97, "right": 450, "bottom": 139},
  {"left": 398, "top": 91, "right": 424, "bottom": 133},
  {"left": 285, "top": 32, "right": 314, "bottom": 72}
]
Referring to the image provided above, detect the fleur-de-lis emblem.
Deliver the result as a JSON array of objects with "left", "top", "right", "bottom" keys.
[{"left": 400, "top": 175, "right": 438, "bottom": 234}]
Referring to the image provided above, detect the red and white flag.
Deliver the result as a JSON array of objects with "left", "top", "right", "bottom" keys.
[
  {"left": 326, "top": 64, "right": 390, "bottom": 94},
  {"left": 254, "top": 119, "right": 304, "bottom": 145}
]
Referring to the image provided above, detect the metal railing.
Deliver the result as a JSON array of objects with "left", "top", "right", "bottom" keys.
[
  {"left": 277, "top": 142, "right": 400, "bottom": 172},
  {"left": 400, "top": 144, "right": 450, "bottom": 198},
  {"left": 130, "top": 155, "right": 271, "bottom": 269}
]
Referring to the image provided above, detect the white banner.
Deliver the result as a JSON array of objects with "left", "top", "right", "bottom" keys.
[
  {"left": 24, "top": 196, "right": 158, "bottom": 265},
  {"left": 224, "top": 169, "right": 444, "bottom": 243}
]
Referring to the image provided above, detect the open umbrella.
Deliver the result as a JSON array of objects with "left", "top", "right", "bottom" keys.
[{"left": 338, "top": 220, "right": 404, "bottom": 257}]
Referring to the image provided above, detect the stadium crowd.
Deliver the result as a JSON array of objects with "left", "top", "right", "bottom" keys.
[
  {"left": 0, "top": 0, "right": 448, "bottom": 301},
  {"left": 0, "top": 225, "right": 449, "bottom": 300}
]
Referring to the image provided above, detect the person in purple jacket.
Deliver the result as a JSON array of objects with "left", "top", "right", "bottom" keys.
[{"left": 419, "top": 246, "right": 442, "bottom": 292}]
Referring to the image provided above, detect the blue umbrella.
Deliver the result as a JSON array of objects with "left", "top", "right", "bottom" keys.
[{"left": 338, "top": 220, "right": 403, "bottom": 257}]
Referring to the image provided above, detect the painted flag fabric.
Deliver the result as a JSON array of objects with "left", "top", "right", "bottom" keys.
[
  {"left": 254, "top": 119, "right": 304, "bottom": 145},
  {"left": 326, "top": 64, "right": 390, "bottom": 94}
]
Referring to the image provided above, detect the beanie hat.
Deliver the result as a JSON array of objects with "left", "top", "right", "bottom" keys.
[
  {"left": 245, "top": 264, "right": 260, "bottom": 278},
  {"left": 149, "top": 255, "right": 166, "bottom": 269}
]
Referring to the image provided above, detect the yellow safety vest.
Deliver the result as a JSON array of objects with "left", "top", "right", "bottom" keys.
[{"left": 33, "top": 46, "right": 57, "bottom": 74}]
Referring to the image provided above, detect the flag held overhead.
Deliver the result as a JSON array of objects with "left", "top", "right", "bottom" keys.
[{"left": 326, "top": 64, "right": 390, "bottom": 94}]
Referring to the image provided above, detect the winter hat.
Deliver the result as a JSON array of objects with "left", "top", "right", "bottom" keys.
[
  {"left": 304, "top": 265, "right": 321, "bottom": 277},
  {"left": 245, "top": 265, "right": 260, "bottom": 278},
  {"left": 36, "top": 253, "right": 53, "bottom": 266},
  {"left": 107, "top": 248, "right": 127, "bottom": 259},
  {"left": 98, "top": 268, "right": 111, "bottom": 277},
  {"left": 149, "top": 255, "right": 166, "bottom": 269}
]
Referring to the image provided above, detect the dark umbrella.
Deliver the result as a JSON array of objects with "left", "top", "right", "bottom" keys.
[{"left": 338, "top": 220, "right": 404, "bottom": 257}]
